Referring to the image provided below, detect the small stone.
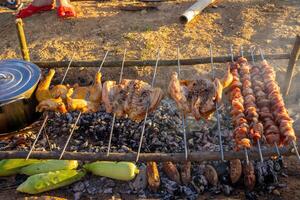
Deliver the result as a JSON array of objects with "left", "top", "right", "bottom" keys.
[
  {"left": 272, "top": 189, "right": 281, "bottom": 196},
  {"left": 74, "top": 192, "right": 82, "bottom": 200},
  {"left": 73, "top": 181, "right": 85, "bottom": 192},
  {"left": 103, "top": 188, "right": 113, "bottom": 194}
]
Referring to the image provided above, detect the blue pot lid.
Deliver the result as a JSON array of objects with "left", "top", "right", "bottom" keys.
[{"left": 0, "top": 59, "right": 41, "bottom": 103}]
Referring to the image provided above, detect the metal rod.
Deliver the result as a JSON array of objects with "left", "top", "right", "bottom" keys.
[
  {"left": 59, "top": 51, "right": 109, "bottom": 159},
  {"left": 210, "top": 44, "right": 224, "bottom": 161},
  {"left": 59, "top": 112, "right": 82, "bottom": 159},
  {"left": 177, "top": 46, "right": 188, "bottom": 160},
  {"left": 107, "top": 49, "right": 126, "bottom": 156},
  {"left": 97, "top": 50, "right": 109, "bottom": 74},
  {"left": 240, "top": 46, "right": 244, "bottom": 58},
  {"left": 60, "top": 53, "right": 75, "bottom": 84},
  {"left": 275, "top": 142, "right": 281, "bottom": 156},
  {"left": 136, "top": 49, "right": 160, "bottom": 162},
  {"left": 257, "top": 140, "right": 264, "bottom": 162},
  {"left": 249, "top": 47, "right": 264, "bottom": 163},
  {"left": 283, "top": 35, "right": 300, "bottom": 96},
  {"left": 230, "top": 44, "right": 234, "bottom": 62},
  {"left": 292, "top": 141, "right": 300, "bottom": 161},
  {"left": 26, "top": 55, "right": 75, "bottom": 160},
  {"left": 33, "top": 54, "right": 290, "bottom": 69},
  {"left": 3, "top": 142, "right": 299, "bottom": 162},
  {"left": 25, "top": 115, "right": 49, "bottom": 160},
  {"left": 244, "top": 148, "right": 249, "bottom": 164}
]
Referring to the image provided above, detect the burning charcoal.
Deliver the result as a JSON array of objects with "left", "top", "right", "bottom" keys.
[
  {"left": 204, "top": 165, "right": 218, "bottom": 186},
  {"left": 222, "top": 184, "right": 233, "bottom": 196},
  {"left": 230, "top": 159, "right": 242, "bottom": 184},
  {"left": 161, "top": 177, "right": 179, "bottom": 194},
  {"left": 245, "top": 191, "right": 258, "bottom": 200},
  {"left": 265, "top": 160, "right": 278, "bottom": 183},
  {"left": 214, "top": 162, "right": 230, "bottom": 184},
  {"left": 73, "top": 181, "right": 86, "bottom": 192},
  {"left": 193, "top": 175, "right": 208, "bottom": 188},
  {"left": 209, "top": 185, "right": 222, "bottom": 195},
  {"left": 131, "top": 164, "right": 147, "bottom": 192},
  {"left": 255, "top": 161, "right": 268, "bottom": 186},
  {"left": 179, "top": 185, "right": 198, "bottom": 200}
]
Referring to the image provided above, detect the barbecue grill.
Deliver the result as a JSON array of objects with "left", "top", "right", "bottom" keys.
[{"left": 1, "top": 20, "right": 299, "bottom": 165}]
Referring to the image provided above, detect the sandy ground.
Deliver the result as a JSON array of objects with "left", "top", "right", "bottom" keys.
[{"left": 0, "top": 0, "right": 300, "bottom": 199}]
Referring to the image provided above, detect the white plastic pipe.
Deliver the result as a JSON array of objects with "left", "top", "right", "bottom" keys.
[{"left": 180, "top": 0, "right": 216, "bottom": 24}]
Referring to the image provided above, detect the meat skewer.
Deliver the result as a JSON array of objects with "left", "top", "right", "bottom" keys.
[
  {"left": 249, "top": 49, "right": 281, "bottom": 150},
  {"left": 177, "top": 47, "right": 189, "bottom": 160},
  {"left": 107, "top": 49, "right": 127, "bottom": 156},
  {"left": 136, "top": 49, "right": 160, "bottom": 162},
  {"left": 229, "top": 46, "right": 251, "bottom": 154},
  {"left": 210, "top": 44, "right": 225, "bottom": 161},
  {"left": 237, "top": 47, "right": 264, "bottom": 163},
  {"left": 232, "top": 46, "right": 256, "bottom": 190},
  {"left": 258, "top": 49, "right": 300, "bottom": 161},
  {"left": 26, "top": 53, "right": 75, "bottom": 160},
  {"left": 59, "top": 51, "right": 109, "bottom": 160}
]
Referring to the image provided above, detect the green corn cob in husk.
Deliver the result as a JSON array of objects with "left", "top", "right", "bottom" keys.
[
  {"left": 0, "top": 159, "right": 43, "bottom": 174},
  {"left": 17, "top": 169, "right": 86, "bottom": 194},
  {"left": 20, "top": 160, "right": 78, "bottom": 175},
  {"left": 84, "top": 161, "right": 139, "bottom": 181}
]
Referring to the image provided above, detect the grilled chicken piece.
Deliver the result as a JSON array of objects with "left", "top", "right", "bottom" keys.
[
  {"left": 36, "top": 69, "right": 55, "bottom": 102},
  {"left": 168, "top": 66, "right": 232, "bottom": 120},
  {"left": 71, "top": 72, "right": 102, "bottom": 104},
  {"left": 36, "top": 97, "right": 67, "bottom": 113},
  {"left": 66, "top": 88, "right": 99, "bottom": 113},
  {"left": 36, "top": 69, "right": 70, "bottom": 102},
  {"left": 51, "top": 84, "right": 70, "bottom": 100},
  {"left": 102, "top": 79, "right": 163, "bottom": 122}
]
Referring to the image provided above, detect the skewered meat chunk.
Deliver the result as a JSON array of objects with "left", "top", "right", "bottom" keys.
[
  {"left": 35, "top": 69, "right": 69, "bottom": 113},
  {"left": 250, "top": 65, "right": 281, "bottom": 145},
  {"left": 162, "top": 162, "right": 181, "bottom": 184},
  {"left": 102, "top": 79, "right": 163, "bottom": 122},
  {"left": 229, "top": 63, "right": 251, "bottom": 150},
  {"left": 36, "top": 69, "right": 56, "bottom": 102},
  {"left": 168, "top": 65, "right": 232, "bottom": 120},
  {"left": 237, "top": 57, "right": 262, "bottom": 142},
  {"left": 180, "top": 162, "right": 192, "bottom": 185},
  {"left": 66, "top": 89, "right": 99, "bottom": 113},
  {"left": 230, "top": 159, "right": 242, "bottom": 184},
  {"left": 36, "top": 97, "right": 67, "bottom": 113},
  {"left": 260, "top": 60, "right": 296, "bottom": 145},
  {"left": 71, "top": 72, "right": 102, "bottom": 104},
  {"left": 243, "top": 162, "right": 256, "bottom": 191}
]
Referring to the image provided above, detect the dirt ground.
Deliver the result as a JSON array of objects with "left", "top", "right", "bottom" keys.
[{"left": 0, "top": 0, "right": 300, "bottom": 199}]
